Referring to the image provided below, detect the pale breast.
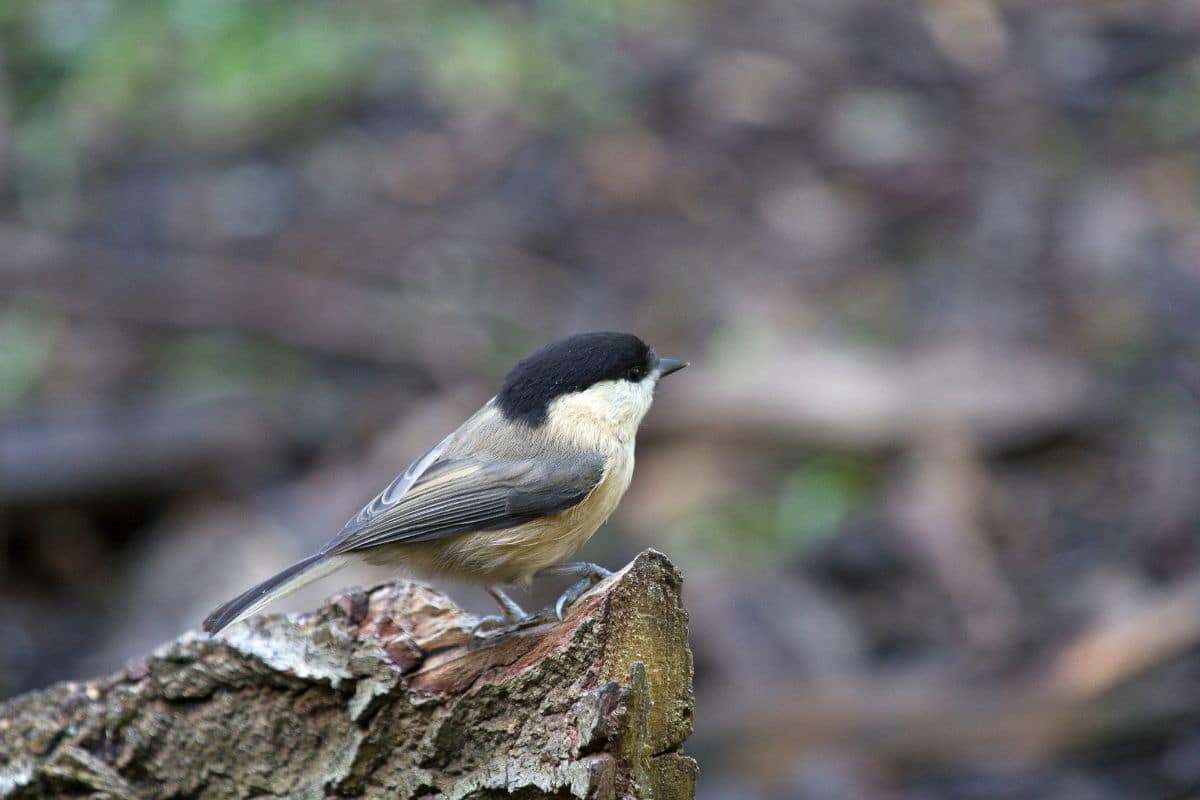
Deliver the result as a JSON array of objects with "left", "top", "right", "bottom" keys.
[{"left": 562, "top": 444, "right": 635, "bottom": 538}]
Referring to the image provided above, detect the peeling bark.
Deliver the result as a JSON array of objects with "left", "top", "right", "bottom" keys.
[{"left": 0, "top": 550, "right": 696, "bottom": 799}]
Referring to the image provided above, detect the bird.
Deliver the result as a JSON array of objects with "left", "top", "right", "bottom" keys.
[{"left": 202, "top": 331, "right": 688, "bottom": 636}]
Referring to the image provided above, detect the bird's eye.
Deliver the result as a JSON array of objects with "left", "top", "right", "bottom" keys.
[{"left": 627, "top": 366, "right": 645, "bottom": 381}]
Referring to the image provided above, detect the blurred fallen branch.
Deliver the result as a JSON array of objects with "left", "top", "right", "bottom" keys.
[
  {"left": 694, "top": 661, "right": 1200, "bottom": 783},
  {"left": 652, "top": 344, "right": 1104, "bottom": 451},
  {"left": 0, "top": 224, "right": 485, "bottom": 369},
  {"left": 0, "top": 396, "right": 332, "bottom": 503},
  {"left": 887, "top": 431, "right": 1020, "bottom": 653},
  {"left": 1048, "top": 572, "right": 1200, "bottom": 700}
]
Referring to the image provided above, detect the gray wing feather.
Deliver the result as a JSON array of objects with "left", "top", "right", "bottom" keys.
[
  {"left": 348, "top": 433, "right": 453, "bottom": 528},
  {"left": 324, "top": 453, "right": 603, "bottom": 556}
]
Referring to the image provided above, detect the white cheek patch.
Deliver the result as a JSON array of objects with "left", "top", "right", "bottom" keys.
[
  {"left": 587, "top": 379, "right": 655, "bottom": 423},
  {"left": 546, "top": 378, "right": 658, "bottom": 445}
]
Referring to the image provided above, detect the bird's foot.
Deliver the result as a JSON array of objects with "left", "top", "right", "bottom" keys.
[
  {"left": 469, "top": 612, "right": 517, "bottom": 637},
  {"left": 469, "top": 609, "right": 554, "bottom": 638},
  {"left": 553, "top": 564, "right": 613, "bottom": 620},
  {"left": 472, "top": 585, "right": 557, "bottom": 638}
]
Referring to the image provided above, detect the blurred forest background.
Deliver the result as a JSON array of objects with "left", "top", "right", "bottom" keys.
[{"left": 3, "top": 0, "right": 1200, "bottom": 797}]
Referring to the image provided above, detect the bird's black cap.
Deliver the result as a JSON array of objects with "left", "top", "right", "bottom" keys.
[{"left": 497, "top": 332, "right": 653, "bottom": 426}]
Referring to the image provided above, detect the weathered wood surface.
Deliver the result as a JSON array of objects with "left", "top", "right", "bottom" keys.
[{"left": 0, "top": 550, "right": 695, "bottom": 799}]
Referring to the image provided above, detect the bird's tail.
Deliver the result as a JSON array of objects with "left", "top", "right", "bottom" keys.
[{"left": 202, "top": 553, "right": 347, "bottom": 635}]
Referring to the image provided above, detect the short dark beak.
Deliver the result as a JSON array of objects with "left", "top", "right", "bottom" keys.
[{"left": 657, "top": 357, "right": 688, "bottom": 377}]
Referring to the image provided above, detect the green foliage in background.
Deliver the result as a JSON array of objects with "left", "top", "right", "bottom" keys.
[
  {"left": 686, "top": 455, "right": 878, "bottom": 563},
  {"left": 0, "top": 0, "right": 684, "bottom": 221},
  {"left": 0, "top": 305, "right": 57, "bottom": 410},
  {"left": 158, "top": 334, "right": 311, "bottom": 400}
]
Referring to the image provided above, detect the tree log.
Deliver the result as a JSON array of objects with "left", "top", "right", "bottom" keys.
[{"left": 0, "top": 550, "right": 696, "bottom": 799}]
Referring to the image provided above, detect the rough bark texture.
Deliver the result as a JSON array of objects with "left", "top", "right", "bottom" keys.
[{"left": 0, "top": 550, "right": 695, "bottom": 799}]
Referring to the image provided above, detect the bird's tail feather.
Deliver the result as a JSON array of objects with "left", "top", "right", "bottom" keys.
[{"left": 202, "top": 553, "right": 346, "bottom": 635}]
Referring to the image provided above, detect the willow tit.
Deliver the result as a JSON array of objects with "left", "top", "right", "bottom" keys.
[{"left": 203, "top": 332, "right": 687, "bottom": 635}]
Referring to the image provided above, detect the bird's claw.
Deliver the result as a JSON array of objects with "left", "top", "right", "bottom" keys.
[
  {"left": 553, "top": 565, "right": 613, "bottom": 621},
  {"left": 470, "top": 613, "right": 515, "bottom": 637}
]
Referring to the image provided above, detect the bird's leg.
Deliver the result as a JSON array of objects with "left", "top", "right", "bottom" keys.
[
  {"left": 470, "top": 586, "right": 526, "bottom": 636},
  {"left": 488, "top": 586, "right": 527, "bottom": 618},
  {"left": 536, "top": 562, "right": 613, "bottom": 620},
  {"left": 471, "top": 564, "right": 613, "bottom": 636},
  {"left": 471, "top": 586, "right": 549, "bottom": 637}
]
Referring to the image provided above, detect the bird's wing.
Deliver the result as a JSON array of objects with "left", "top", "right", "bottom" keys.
[
  {"left": 345, "top": 432, "right": 454, "bottom": 529},
  {"left": 323, "top": 453, "right": 604, "bottom": 555}
]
